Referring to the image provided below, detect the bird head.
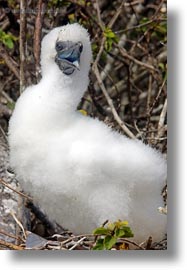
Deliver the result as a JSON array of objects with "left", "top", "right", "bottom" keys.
[{"left": 41, "top": 23, "right": 92, "bottom": 77}]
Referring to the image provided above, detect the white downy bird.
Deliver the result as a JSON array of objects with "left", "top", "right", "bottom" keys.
[{"left": 8, "top": 23, "right": 167, "bottom": 243}]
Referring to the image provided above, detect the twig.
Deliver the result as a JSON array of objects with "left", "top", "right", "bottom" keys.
[
  {"left": 146, "top": 74, "right": 152, "bottom": 112},
  {"left": 10, "top": 211, "right": 27, "bottom": 240},
  {"left": 0, "top": 0, "right": 19, "bottom": 31},
  {"left": 92, "top": 65, "right": 136, "bottom": 139},
  {"left": 129, "top": 0, "right": 165, "bottom": 53},
  {"left": 0, "top": 239, "right": 24, "bottom": 250},
  {"left": 119, "top": 18, "right": 166, "bottom": 33},
  {"left": 98, "top": 34, "right": 126, "bottom": 85},
  {"left": 145, "top": 236, "right": 152, "bottom": 249},
  {"left": 145, "top": 74, "right": 153, "bottom": 137},
  {"left": 0, "top": 45, "right": 20, "bottom": 79},
  {"left": 93, "top": 0, "right": 125, "bottom": 67},
  {"left": 118, "top": 46, "right": 157, "bottom": 72},
  {"left": 0, "top": 178, "right": 32, "bottom": 201},
  {"left": 20, "top": 0, "right": 27, "bottom": 93},
  {"left": 0, "top": 125, "right": 8, "bottom": 143},
  {"left": 99, "top": 0, "right": 144, "bottom": 84},
  {"left": 157, "top": 98, "right": 167, "bottom": 138},
  {"left": 149, "top": 76, "right": 167, "bottom": 115},
  {"left": 118, "top": 238, "right": 145, "bottom": 250},
  {"left": 34, "top": 0, "right": 46, "bottom": 81},
  {"left": 69, "top": 237, "right": 87, "bottom": 250},
  {"left": 124, "top": 0, "right": 144, "bottom": 7},
  {"left": 0, "top": 229, "right": 20, "bottom": 241},
  {"left": 1, "top": 89, "right": 14, "bottom": 105},
  {"left": 95, "top": 0, "right": 104, "bottom": 30},
  {"left": 108, "top": 0, "right": 125, "bottom": 29}
]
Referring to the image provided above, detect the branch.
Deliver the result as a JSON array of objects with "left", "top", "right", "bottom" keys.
[
  {"left": 0, "top": 178, "right": 32, "bottom": 201},
  {"left": 157, "top": 98, "right": 167, "bottom": 138},
  {"left": 93, "top": 0, "right": 125, "bottom": 67},
  {"left": 0, "top": 239, "right": 24, "bottom": 250},
  {"left": 0, "top": 0, "right": 20, "bottom": 31},
  {"left": 34, "top": 0, "right": 46, "bottom": 81},
  {"left": 118, "top": 46, "right": 158, "bottom": 72},
  {"left": 20, "top": 0, "right": 27, "bottom": 93},
  {"left": 0, "top": 45, "right": 19, "bottom": 79},
  {"left": 92, "top": 65, "right": 136, "bottom": 139}
]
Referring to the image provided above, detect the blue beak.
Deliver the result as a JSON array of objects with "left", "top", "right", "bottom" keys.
[{"left": 55, "top": 41, "right": 83, "bottom": 75}]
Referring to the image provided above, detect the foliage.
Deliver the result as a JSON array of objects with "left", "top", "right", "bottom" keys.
[
  {"left": 92, "top": 220, "right": 134, "bottom": 250},
  {"left": 0, "top": 29, "right": 17, "bottom": 49},
  {"left": 138, "top": 17, "right": 167, "bottom": 42},
  {"left": 103, "top": 27, "right": 119, "bottom": 52}
]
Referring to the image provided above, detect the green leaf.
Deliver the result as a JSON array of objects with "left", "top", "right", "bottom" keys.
[
  {"left": 103, "top": 27, "right": 119, "bottom": 52},
  {"left": 120, "top": 226, "right": 134, "bottom": 238},
  {"left": 93, "top": 227, "right": 111, "bottom": 235},
  {"left": 140, "top": 17, "right": 149, "bottom": 24},
  {"left": 155, "top": 23, "right": 167, "bottom": 34},
  {"left": 114, "top": 220, "right": 128, "bottom": 227},
  {"left": 0, "top": 29, "right": 16, "bottom": 49},
  {"left": 104, "top": 235, "right": 117, "bottom": 250},
  {"left": 4, "top": 38, "right": 14, "bottom": 49},
  {"left": 158, "top": 63, "right": 165, "bottom": 71},
  {"left": 115, "top": 228, "right": 126, "bottom": 238},
  {"left": 104, "top": 28, "right": 116, "bottom": 38},
  {"left": 7, "top": 101, "right": 15, "bottom": 111},
  {"left": 92, "top": 239, "right": 105, "bottom": 250}
]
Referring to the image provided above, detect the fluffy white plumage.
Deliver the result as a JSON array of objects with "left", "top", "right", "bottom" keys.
[{"left": 8, "top": 23, "right": 166, "bottom": 243}]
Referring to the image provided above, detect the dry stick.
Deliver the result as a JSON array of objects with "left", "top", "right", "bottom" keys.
[
  {"left": 20, "top": 0, "right": 27, "bottom": 93},
  {"left": 157, "top": 98, "right": 167, "bottom": 138},
  {"left": 34, "top": 0, "right": 46, "bottom": 81},
  {"left": 95, "top": 0, "right": 104, "bottom": 30},
  {"left": 0, "top": 75, "right": 15, "bottom": 104},
  {"left": 123, "top": 18, "right": 166, "bottom": 33},
  {"left": 0, "top": 125, "right": 8, "bottom": 143},
  {"left": 92, "top": 1, "right": 136, "bottom": 138},
  {"left": 0, "top": 239, "right": 24, "bottom": 250},
  {"left": 118, "top": 46, "right": 157, "bottom": 72},
  {"left": 0, "top": 229, "right": 20, "bottom": 241},
  {"left": 99, "top": 0, "right": 144, "bottom": 84},
  {"left": 149, "top": 76, "right": 167, "bottom": 115},
  {"left": 118, "top": 238, "right": 145, "bottom": 250},
  {"left": 146, "top": 77, "right": 167, "bottom": 137},
  {"left": 146, "top": 74, "right": 153, "bottom": 138},
  {"left": 59, "top": 233, "right": 143, "bottom": 250},
  {"left": 94, "top": 0, "right": 125, "bottom": 67},
  {"left": 108, "top": 0, "right": 125, "bottom": 29},
  {"left": 124, "top": 0, "right": 144, "bottom": 7},
  {"left": 69, "top": 237, "right": 87, "bottom": 250},
  {"left": 145, "top": 236, "right": 152, "bottom": 250},
  {"left": 10, "top": 211, "right": 27, "bottom": 240},
  {"left": 60, "top": 234, "right": 95, "bottom": 246},
  {"left": 129, "top": 0, "right": 165, "bottom": 53},
  {"left": 93, "top": 65, "right": 136, "bottom": 139},
  {"left": 0, "top": 178, "right": 32, "bottom": 201},
  {"left": 0, "top": 45, "right": 19, "bottom": 80},
  {"left": 147, "top": 74, "right": 153, "bottom": 112},
  {"left": 96, "top": 35, "right": 126, "bottom": 89}
]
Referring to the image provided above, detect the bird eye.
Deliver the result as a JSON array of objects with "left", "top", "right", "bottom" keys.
[
  {"left": 56, "top": 42, "right": 64, "bottom": 51},
  {"left": 79, "top": 43, "right": 83, "bottom": 53}
]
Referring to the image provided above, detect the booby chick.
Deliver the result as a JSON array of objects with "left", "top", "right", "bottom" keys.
[{"left": 8, "top": 23, "right": 167, "bottom": 243}]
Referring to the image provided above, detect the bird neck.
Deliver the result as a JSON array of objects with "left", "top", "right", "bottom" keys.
[{"left": 40, "top": 64, "right": 89, "bottom": 115}]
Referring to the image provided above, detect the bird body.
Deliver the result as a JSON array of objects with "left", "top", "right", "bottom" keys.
[{"left": 8, "top": 24, "right": 166, "bottom": 243}]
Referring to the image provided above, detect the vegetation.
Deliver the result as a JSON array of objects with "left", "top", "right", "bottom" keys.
[{"left": 92, "top": 220, "right": 134, "bottom": 250}]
